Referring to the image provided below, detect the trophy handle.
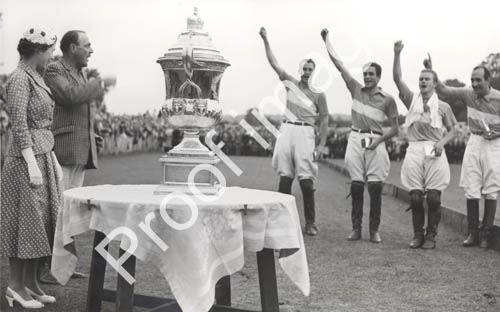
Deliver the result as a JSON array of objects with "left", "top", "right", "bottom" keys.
[
  {"left": 182, "top": 46, "right": 195, "bottom": 78},
  {"left": 179, "top": 46, "right": 202, "bottom": 98}
]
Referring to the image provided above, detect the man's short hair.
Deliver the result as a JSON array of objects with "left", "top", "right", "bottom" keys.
[
  {"left": 473, "top": 65, "right": 491, "bottom": 80},
  {"left": 60, "top": 30, "right": 85, "bottom": 53},
  {"left": 363, "top": 62, "right": 382, "bottom": 78},
  {"left": 420, "top": 69, "right": 438, "bottom": 83},
  {"left": 298, "top": 58, "right": 316, "bottom": 75}
]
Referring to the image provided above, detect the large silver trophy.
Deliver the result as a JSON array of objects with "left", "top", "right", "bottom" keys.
[{"left": 155, "top": 7, "right": 230, "bottom": 194}]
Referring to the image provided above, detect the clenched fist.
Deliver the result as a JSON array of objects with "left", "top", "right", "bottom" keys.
[
  {"left": 423, "top": 53, "right": 433, "bottom": 69},
  {"left": 394, "top": 40, "right": 404, "bottom": 54},
  {"left": 320, "top": 28, "right": 329, "bottom": 41},
  {"left": 259, "top": 27, "right": 267, "bottom": 39}
]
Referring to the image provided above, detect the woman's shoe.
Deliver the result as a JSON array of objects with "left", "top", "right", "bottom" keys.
[
  {"left": 5, "top": 287, "right": 44, "bottom": 309},
  {"left": 26, "top": 287, "right": 56, "bottom": 304}
]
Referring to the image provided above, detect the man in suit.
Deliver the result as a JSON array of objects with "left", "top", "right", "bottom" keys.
[
  {"left": 41, "top": 30, "right": 115, "bottom": 283},
  {"left": 45, "top": 30, "right": 115, "bottom": 190}
]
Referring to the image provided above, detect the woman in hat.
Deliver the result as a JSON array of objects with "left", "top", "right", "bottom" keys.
[{"left": 1, "top": 26, "right": 62, "bottom": 309}]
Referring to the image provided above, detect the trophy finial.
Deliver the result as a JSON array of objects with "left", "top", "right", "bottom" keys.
[{"left": 187, "top": 7, "right": 204, "bottom": 31}]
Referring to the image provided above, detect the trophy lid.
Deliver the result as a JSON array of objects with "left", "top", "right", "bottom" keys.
[{"left": 157, "top": 7, "right": 230, "bottom": 70}]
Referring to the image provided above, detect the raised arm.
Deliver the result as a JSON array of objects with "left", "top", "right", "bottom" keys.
[
  {"left": 392, "top": 40, "right": 413, "bottom": 109},
  {"left": 423, "top": 54, "right": 467, "bottom": 105},
  {"left": 320, "top": 28, "right": 354, "bottom": 85},
  {"left": 259, "top": 27, "right": 293, "bottom": 81},
  {"left": 44, "top": 62, "right": 104, "bottom": 107}
]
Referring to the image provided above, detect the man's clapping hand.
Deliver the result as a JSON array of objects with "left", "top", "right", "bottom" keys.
[
  {"left": 95, "top": 134, "right": 104, "bottom": 149},
  {"left": 102, "top": 76, "right": 117, "bottom": 90},
  {"left": 86, "top": 68, "right": 100, "bottom": 80}
]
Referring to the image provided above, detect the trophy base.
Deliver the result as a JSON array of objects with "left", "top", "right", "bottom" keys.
[{"left": 154, "top": 130, "right": 221, "bottom": 195}]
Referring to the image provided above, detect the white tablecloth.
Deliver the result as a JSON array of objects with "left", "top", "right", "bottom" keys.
[{"left": 51, "top": 185, "right": 309, "bottom": 312}]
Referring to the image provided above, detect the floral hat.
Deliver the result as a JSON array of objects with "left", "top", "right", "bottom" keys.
[{"left": 22, "top": 26, "right": 57, "bottom": 45}]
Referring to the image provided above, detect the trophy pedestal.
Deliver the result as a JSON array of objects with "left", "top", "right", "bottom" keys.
[{"left": 154, "top": 131, "right": 221, "bottom": 195}]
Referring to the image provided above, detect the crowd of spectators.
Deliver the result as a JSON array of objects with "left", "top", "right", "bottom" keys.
[
  {"left": 0, "top": 102, "right": 278, "bottom": 165},
  {"left": 0, "top": 101, "right": 474, "bottom": 166},
  {"left": 0, "top": 71, "right": 470, "bottom": 166}
]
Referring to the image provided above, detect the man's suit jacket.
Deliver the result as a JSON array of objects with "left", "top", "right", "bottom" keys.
[{"left": 44, "top": 58, "right": 104, "bottom": 169}]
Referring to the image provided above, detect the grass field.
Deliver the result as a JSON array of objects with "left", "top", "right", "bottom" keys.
[{"left": 1, "top": 154, "right": 499, "bottom": 312}]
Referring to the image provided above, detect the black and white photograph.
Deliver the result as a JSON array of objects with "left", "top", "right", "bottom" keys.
[{"left": 0, "top": 0, "right": 499, "bottom": 311}]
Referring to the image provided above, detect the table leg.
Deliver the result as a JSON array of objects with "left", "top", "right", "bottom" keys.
[
  {"left": 86, "top": 231, "right": 108, "bottom": 312},
  {"left": 116, "top": 248, "right": 136, "bottom": 312},
  {"left": 215, "top": 275, "right": 231, "bottom": 306},
  {"left": 256, "top": 249, "right": 279, "bottom": 312}
]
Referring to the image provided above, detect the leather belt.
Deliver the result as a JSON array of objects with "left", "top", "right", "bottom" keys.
[
  {"left": 351, "top": 128, "right": 382, "bottom": 136},
  {"left": 283, "top": 120, "right": 313, "bottom": 127}
]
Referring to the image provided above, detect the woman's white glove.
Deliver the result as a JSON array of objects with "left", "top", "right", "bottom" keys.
[
  {"left": 21, "top": 148, "right": 43, "bottom": 186},
  {"left": 51, "top": 151, "right": 64, "bottom": 182}
]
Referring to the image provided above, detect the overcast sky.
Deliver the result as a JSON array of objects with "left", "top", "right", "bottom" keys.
[{"left": 1, "top": 0, "right": 499, "bottom": 116}]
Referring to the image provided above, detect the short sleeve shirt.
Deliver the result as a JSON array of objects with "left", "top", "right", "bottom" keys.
[
  {"left": 281, "top": 74, "right": 328, "bottom": 126},
  {"left": 441, "top": 87, "right": 500, "bottom": 133},
  {"left": 346, "top": 78, "right": 398, "bottom": 133},
  {"left": 400, "top": 89, "right": 457, "bottom": 142}
]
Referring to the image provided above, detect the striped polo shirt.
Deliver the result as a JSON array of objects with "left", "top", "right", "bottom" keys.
[
  {"left": 282, "top": 75, "right": 328, "bottom": 126},
  {"left": 346, "top": 78, "right": 398, "bottom": 133},
  {"left": 399, "top": 89, "right": 457, "bottom": 142},
  {"left": 443, "top": 87, "right": 500, "bottom": 133}
]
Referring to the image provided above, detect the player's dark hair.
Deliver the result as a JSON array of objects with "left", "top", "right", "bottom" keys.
[
  {"left": 365, "top": 62, "right": 382, "bottom": 78},
  {"left": 473, "top": 65, "right": 491, "bottom": 80},
  {"left": 305, "top": 59, "right": 316, "bottom": 68}
]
